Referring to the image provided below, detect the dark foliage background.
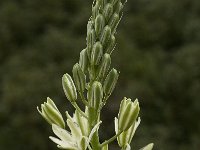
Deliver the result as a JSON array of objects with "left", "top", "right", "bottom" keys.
[{"left": 0, "top": 0, "right": 200, "bottom": 149}]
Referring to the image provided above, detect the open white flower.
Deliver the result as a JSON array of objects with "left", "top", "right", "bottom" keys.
[{"left": 49, "top": 110, "right": 101, "bottom": 150}]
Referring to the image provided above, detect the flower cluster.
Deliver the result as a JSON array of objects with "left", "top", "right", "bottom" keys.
[{"left": 37, "top": 0, "right": 154, "bottom": 149}]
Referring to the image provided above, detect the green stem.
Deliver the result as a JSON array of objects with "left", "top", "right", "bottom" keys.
[
  {"left": 100, "top": 130, "right": 123, "bottom": 148},
  {"left": 91, "top": 131, "right": 100, "bottom": 150},
  {"left": 88, "top": 107, "right": 101, "bottom": 150}
]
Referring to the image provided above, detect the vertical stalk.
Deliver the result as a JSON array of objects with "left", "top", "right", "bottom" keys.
[{"left": 88, "top": 106, "right": 101, "bottom": 150}]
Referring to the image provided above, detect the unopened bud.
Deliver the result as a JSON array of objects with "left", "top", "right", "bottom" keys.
[
  {"left": 37, "top": 97, "right": 65, "bottom": 128},
  {"left": 103, "top": 68, "right": 119, "bottom": 96},
  {"left": 118, "top": 98, "right": 140, "bottom": 131},
  {"left": 87, "top": 29, "right": 96, "bottom": 58},
  {"left": 92, "top": 2, "right": 100, "bottom": 20},
  {"left": 87, "top": 21, "right": 93, "bottom": 35},
  {"left": 87, "top": 81, "right": 103, "bottom": 109},
  {"left": 116, "top": 117, "right": 141, "bottom": 148},
  {"left": 109, "top": 13, "right": 119, "bottom": 33},
  {"left": 95, "top": 14, "right": 105, "bottom": 37},
  {"left": 79, "top": 49, "right": 89, "bottom": 73},
  {"left": 103, "top": 3, "right": 113, "bottom": 22},
  {"left": 91, "top": 42, "right": 103, "bottom": 65},
  {"left": 105, "top": 35, "right": 115, "bottom": 54},
  {"left": 97, "top": 53, "right": 111, "bottom": 79},
  {"left": 62, "top": 73, "right": 77, "bottom": 102},
  {"left": 100, "top": 26, "right": 111, "bottom": 47},
  {"left": 114, "top": 1, "right": 123, "bottom": 14},
  {"left": 111, "top": 0, "right": 119, "bottom": 5},
  {"left": 99, "top": 0, "right": 107, "bottom": 10},
  {"left": 72, "top": 63, "right": 86, "bottom": 93}
]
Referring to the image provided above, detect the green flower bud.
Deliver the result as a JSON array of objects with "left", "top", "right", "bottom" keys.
[
  {"left": 37, "top": 97, "right": 65, "bottom": 128},
  {"left": 95, "top": 14, "right": 105, "bottom": 37},
  {"left": 87, "top": 20, "right": 93, "bottom": 35},
  {"left": 62, "top": 73, "right": 77, "bottom": 102},
  {"left": 116, "top": 117, "right": 141, "bottom": 148},
  {"left": 109, "top": 13, "right": 119, "bottom": 33},
  {"left": 92, "top": 2, "right": 100, "bottom": 20},
  {"left": 103, "top": 68, "right": 119, "bottom": 96},
  {"left": 79, "top": 48, "right": 89, "bottom": 73},
  {"left": 87, "top": 81, "right": 103, "bottom": 109},
  {"left": 91, "top": 42, "right": 103, "bottom": 65},
  {"left": 97, "top": 53, "right": 111, "bottom": 79},
  {"left": 103, "top": 3, "right": 113, "bottom": 22},
  {"left": 100, "top": 26, "right": 112, "bottom": 47},
  {"left": 111, "top": 0, "right": 119, "bottom": 5},
  {"left": 98, "top": 0, "right": 107, "bottom": 10},
  {"left": 105, "top": 35, "right": 115, "bottom": 54},
  {"left": 87, "top": 29, "right": 96, "bottom": 58},
  {"left": 118, "top": 98, "right": 140, "bottom": 131},
  {"left": 114, "top": 1, "right": 123, "bottom": 14},
  {"left": 72, "top": 63, "right": 86, "bottom": 93}
]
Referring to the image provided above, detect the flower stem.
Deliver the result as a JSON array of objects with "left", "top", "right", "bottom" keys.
[{"left": 100, "top": 130, "right": 123, "bottom": 148}]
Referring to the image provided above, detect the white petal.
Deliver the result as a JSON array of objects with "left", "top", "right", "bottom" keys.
[
  {"left": 49, "top": 136, "right": 76, "bottom": 149},
  {"left": 128, "top": 117, "right": 141, "bottom": 143},
  {"left": 140, "top": 143, "right": 154, "bottom": 150},
  {"left": 67, "top": 119, "right": 82, "bottom": 139},
  {"left": 52, "top": 124, "right": 73, "bottom": 142},
  {"left": 114, "top": 117, "right": 118, "bottom": 134},
  {"left": 88, "top": 121, "right": 102, "bottom": 142},
  {"left": 74, "top": 110, "right": 89, "bottom": 136}
]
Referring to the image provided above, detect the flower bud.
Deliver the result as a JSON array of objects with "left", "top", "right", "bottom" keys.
[
  {"left": 100, "top": 26, "right": 111, "bottom": 47},
  {"left": 97, "top": 53, "right": 111, "bottom": 79},
  {"left": 95, "top": 14, "right": 105, "bottom": 37},
  {"left": 114, "top": 1, "right": 123, "bottom": 14},
  {"left": 79, "top": 49, "right": 89, "bottom": 73},
  {"left": 91, "top": 42, "right": 103, "bottom": 65},
  {"left": 103, "top": 68, "right": 119, "bottom": 96},
  {"left": 103, "top": 3, "right": 113, "bottom": 22},
  {"left": 118, "top": 98, "right": 140, "bottom": 131},
  {"left": 98, "top": 0, "right": 107, "bottom": 10},
  {"left": 87, "top": 21, "right": 93, "bottom": 35},
  {"left": 105, "top": 35, "right": 115, "bottom": 54},
  {"left": 87, "top": 81, "right": 103, "bottom": 109},
  {"left": 109, "top": 13, "right": 119, "bottom": 33},
  {"left": 115, "top": 117, "right": 141, "bottom": 148},
  {"left": 72, "top": 63, "right": 86, "bottom": 93},
  {"left": 92, "top": 2, "right": 100, "bottom": 20},
  {"left": 111, "top": 0, "right": 119, "bottom": 5},
  {"left": 87, "top": 29, "right": 96, "bottom": 58},
  {"left": 62, "top": 73, "right": 77, "bottom": 102},
  {"left": 37, "top": 97, "right": 65, "bottom": 128}
]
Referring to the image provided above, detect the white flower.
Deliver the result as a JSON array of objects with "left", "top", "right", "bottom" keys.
[{"left": 49, "top": 110, "right": 101, "bottom": 150}]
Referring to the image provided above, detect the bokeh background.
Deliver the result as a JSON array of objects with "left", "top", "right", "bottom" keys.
[{"left": 0, "top": 0, "right": 200, "bottom": 149}]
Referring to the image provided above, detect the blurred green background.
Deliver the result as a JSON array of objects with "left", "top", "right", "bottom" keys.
[{"left": 0, "top": 0, "right": 200, "bottom": 149}]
